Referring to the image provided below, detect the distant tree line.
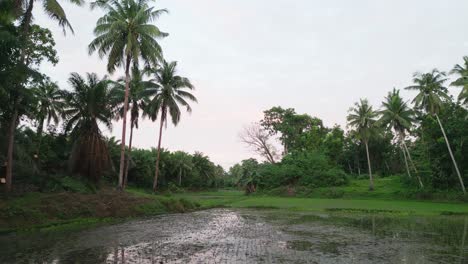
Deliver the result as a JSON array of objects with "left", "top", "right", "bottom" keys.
[{"left": 236, "top": 64, "right": 467, "bottom": 193}]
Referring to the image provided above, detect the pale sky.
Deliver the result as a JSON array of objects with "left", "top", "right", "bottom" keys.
[{"left": 35, "top": 0, "right": 468, "bottom": 169}]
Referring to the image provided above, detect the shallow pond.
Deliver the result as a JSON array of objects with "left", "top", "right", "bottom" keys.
[{"left": 1, "top": 208, "right": 468, "bottom": 263}]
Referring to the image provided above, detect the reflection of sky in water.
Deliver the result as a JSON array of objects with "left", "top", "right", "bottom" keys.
[{"left": 1, "top": 209, "right": 467, "bottom": 263}]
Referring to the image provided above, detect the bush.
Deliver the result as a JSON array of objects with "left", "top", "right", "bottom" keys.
[{"left": 258, "top": 151, "right": 349, "bottom": 189}]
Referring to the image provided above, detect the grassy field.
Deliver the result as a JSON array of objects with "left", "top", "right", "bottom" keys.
[
  {"left": 3, "top": 176, "right": 468, "bottom": 232},
  {"left": 171, "top": 190, "right": 468, "bottom": 215},
  {"left": 170, "top": 176, "right": 468, "bottom": 216}
]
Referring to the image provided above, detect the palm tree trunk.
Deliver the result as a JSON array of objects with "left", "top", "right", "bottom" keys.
[
  {"left": 117, "top": 55, "right": 132, "bottom": 190},
  {"left": 179, "top": 167, "right": 182, "bottom": 186},
  {"left": 5, "top": 109, "right": 18, "bottom": 192},
  {"left": 123, "top": 122, "right": 134, "bottom": 188},
  {"left": 35, "top": 117, "right": 44, "bottom": 159},
  {"left": 153, "top": 114, "right": 165, "bottom": 192},
  {"left": 401, "top": 145, "right": 412, "bottom": 179},
  {"left": 365, "top": 141, "right": 374, "bottom": 191},
  {"left": 402, "top": 141, "right": 424, "bottom": 188},
  {"left": 436, "top": 114, "right": 465, "bottom": 194}
]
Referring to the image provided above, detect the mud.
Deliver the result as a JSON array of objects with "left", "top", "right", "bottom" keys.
[{"left": 1, "top": 209, "right": 467, "bottom": 263}]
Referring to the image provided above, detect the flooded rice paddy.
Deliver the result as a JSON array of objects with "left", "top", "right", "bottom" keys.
[{"left": 1, "top": 208, "right": 468, "bottom": 263}]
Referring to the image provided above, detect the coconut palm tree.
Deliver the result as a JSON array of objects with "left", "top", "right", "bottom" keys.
[
  {"left": 379, "top": 88, "right": 423, "bottom": 188},
  {"left": 111, "top": 67, "right": 157, "bottom": 186},
  {"left": 32, "top": 78, "right": 65, "bottom": 158},
  {"left": 15, "top": 0, "right": 83, "bottom": 37},
  {"left": 63, "top": 72, "right": 114, "bottom": 182},
  {"left": 89, "top": 0, "right": 167, "bottom": 189},
  {"left": 145, "top": 60, "right": 197, "bottom": 191},
  {"left": 450, "top": 56, "right": 468, "bottom": 109},
  {"left": 405, "top": 69, "right": 465, "bottom": 194},
  {"left": 171, "top": 151, "right": 193, "bottom": 186},
  {"left": 347, "top": 99, "right": 379, "bottom": 191}
]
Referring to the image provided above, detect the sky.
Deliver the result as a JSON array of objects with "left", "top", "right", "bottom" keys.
[{"left": 34, "top": 0, "right": 468, "bottom": 169}]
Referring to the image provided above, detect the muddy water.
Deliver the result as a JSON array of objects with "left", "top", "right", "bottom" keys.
[{"left": 1, "top": 209, "right": 468, "bottom": 263}]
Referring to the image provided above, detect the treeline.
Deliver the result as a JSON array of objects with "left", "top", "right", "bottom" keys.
[
  {"left": 0, "top": 0, "right": 224, "bottom": 192},
  {"left": 234, "top": 65, "right": 468, "bottom": 194}
]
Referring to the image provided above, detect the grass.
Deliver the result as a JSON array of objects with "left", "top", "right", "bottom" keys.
[
  {"left": 0, "top": 187, "right": 199, "bottom": 233},
  {"left": 167, "top": 177, "right": 468, "bottom": 216},
  {"left": 3, "top": 176, "right": 468, "bottom": 232}
]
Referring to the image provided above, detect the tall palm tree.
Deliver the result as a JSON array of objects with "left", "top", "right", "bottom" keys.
[
  {"left": 89, "top": 0, "right": 167, "bottom": 189},
  {"left": 111, "top": 67, "right": 157, "bottom": 186},
  {"left": 347, "top": 99, "right": 379, "bottom": 191},
  {"left": 63, "top": 72, "right": 114, "bottom": 182},
  {"left": 32, "top": 78, "right": 65, "bottom": 158},
  {"left": 145, "top": 61, "right": 197, "bottom": 191},
  {"left": 379, "top": 89, "right": 423, "bottom": 188},
  {"left": 405, "top": 69, "right": 465, "bottom": 194},
  {"left": 450, "top": 56, "right": 468, "bottom": 109}
]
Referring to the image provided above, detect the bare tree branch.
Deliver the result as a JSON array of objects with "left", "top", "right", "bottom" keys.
[{"left": 239, "top": 123, "right": 280, "bottom": 163}]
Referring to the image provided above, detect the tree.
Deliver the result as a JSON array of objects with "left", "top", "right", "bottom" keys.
[
  {"left": 170, "top": 151, "right": 193, "bottom": 186},
  {"left": 32, "top": 77, "right": 65, "bottom": 159},
  {"left": 111, "top": 67, "right": 157, "bottom": 186},
  {"left": 347, "top": 99, "right": 379, "bottom": 191},
  {"left": 239, "top": 122, "right": 279, "bottom": 163},
  {"left": 406, "top": 69, "right": 465, "bottom": 194},
  {"left": 260, "top": 107, "right": 324, "bottom": 154},
  {"left": 450, "top": 56, "right": 468, "bottom": 110},
  {"left": 63, "top": 73, "right": 114, "bottom": 182},
  {"left": 2, "top": 25, "right": 57, "bottom": 192},
  {"left": 89, "top": 0, "right": 168, "bottom": 189},
  {"left": 379, "top": 88, "right": 423, "bottom": 188},
  {"left": 145, "top": 60, "right": 197, "bottom": 191}
]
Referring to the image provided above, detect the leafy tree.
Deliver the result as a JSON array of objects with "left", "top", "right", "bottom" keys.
[
  {"left": 379, "top": 88, "right": 423, "bottom": 187},
  {"left": 63, "top": 73, "right": 114, "bottom": 182},
  {"left": 405, "top": 69, "right": 465, "bottom": 193},
  {"left": 111, "top": 67, "right": 157, "bottom": 186},
  {"left": 145, "top": 61, "right": 197, "bottom": 191},
  {"left": 261, "top": 107, "right": 324, "bottom": 154},
  {"left": 2, "top": 24, "right": 58, "bottom": 192},
  {"left": 347, "top": 99, "right": 379, "bottom": 190},
  {"left": 89, "top": 0, "right": 167, "bottom": 189}
]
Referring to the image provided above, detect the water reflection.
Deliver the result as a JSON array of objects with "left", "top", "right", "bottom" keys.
[{"left": 0, "top": 209, "right": 468, "bottom": 263}]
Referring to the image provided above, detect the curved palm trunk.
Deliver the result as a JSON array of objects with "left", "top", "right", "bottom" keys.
[
  {"left": 153, "top": 114, "right": 165, "bottom": 192},
  {"left": 402, "top": 141, "right": 424, "bottom": 188},
  {"left": 117, "top": 55, "right": 132, "bottom": 190},
  {"left": 401, "top": 145, "right": 412, "bottom": 179},
  {"left": 436, "top": 114, "right": 465, "bottom": 194},
  {"left": 364, "top": 141, "right": 374, "bottom": 191},
  {"left": 123, "top": 122, "right": 134, "bottom": 188},
  {"left": 5, "top": 109, "right": 18, "bottom": 192}
]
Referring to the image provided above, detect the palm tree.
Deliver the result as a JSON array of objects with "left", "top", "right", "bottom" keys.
[
  {"left": 347, "top": 99, "right": 379, "bottom": 191},
  {"left": 171, "top": 151, "right": 193, "bottom": 186},
  {"left": 145, "top": 61, "right": 197, "bottom": 191},
  {"left": 63, "top": 72, "right": 114, "bottom": 182},
  {"left": 32, "top": 78, "right": 65, "bottom": 159},
  {"left": 405, "top": 69, "right": 465, "bottom": 194},
  {"left": 379, "top": 89, "right": 423, "bottom": 188},
  {"left": 111, "top": 67, "right": 157, "bottom": 186},
  {"left": 89, "top": 0, "right": 167, "bottom": 189},
  {"left": 450, "top": 56, "right": 468, "bottom": 109}
]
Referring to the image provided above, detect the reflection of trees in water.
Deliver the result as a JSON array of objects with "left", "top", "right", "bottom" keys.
[
  {"left": 58, "top": 246, "right": 109, "bottom": 263},
  {"left": 459, "top": 218, "right": 468, "bottom": 264}
]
